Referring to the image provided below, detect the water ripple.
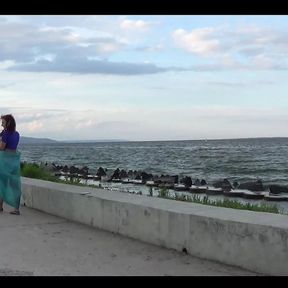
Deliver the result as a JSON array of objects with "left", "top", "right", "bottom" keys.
[{"left": 18, "top": 138, "right": 288, "bottom": 185}]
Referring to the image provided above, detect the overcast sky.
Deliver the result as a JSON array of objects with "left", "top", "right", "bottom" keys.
[{"left": 1, "top": 15, "right": 288, "bottom": 141}]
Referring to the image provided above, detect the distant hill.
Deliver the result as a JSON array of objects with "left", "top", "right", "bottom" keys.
[
  {"left": 19, "top": 137, "right": 129, "bottom": 144},
  {"left": 60, "top": 139, "right": 129, "bottom": 143},
  {"left": 19, "top": 137, "right": 58, "bottom": 144}
]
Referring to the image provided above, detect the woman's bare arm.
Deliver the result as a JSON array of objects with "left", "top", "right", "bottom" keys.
[{"left": 0, "top": 141, "right": 6, "bottom": 150}]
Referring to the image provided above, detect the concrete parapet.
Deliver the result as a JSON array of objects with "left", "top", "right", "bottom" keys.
[{"left": 21, "top": 177, "right": 288, "bottom": 275}]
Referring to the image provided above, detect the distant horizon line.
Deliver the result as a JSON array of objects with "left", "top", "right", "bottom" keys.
[
  {"left": 62, "top": 136, "right": 288, "bottom": 143},
  {"left": 21, "top": 136, "right": 288, "bottom": 143}
]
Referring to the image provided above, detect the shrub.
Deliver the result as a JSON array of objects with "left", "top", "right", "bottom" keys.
[{"left": 21, "top": 163, "right": 56, "bottom": 181}]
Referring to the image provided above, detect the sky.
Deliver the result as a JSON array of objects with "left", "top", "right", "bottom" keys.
[{"left": 1, "top": 15, "right": 288, "bottom": 141}]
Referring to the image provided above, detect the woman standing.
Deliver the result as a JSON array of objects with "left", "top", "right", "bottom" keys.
[{"left": 0, "top": 114, "right": 21, "bottom": 215}]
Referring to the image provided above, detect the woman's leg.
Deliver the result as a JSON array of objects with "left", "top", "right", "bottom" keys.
[
  {"left": 10, "top": 202, "right": 20, "bottom": 215},
  {"left": 10, "top": 210, "right": 20, "bottom": 215},
  {"left": 0, "top": 198, "right": 3, "bottom": 211},
  {"left": 10, "top": 199, "right": 20, "bottom": 215}
]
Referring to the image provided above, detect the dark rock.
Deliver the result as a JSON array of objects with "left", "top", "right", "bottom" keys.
[
  {"left": 135, "top": 174, "right": 141, "bottom": 180},
  {"left": 127, "top": 170, "right": 134, "bottom": 178},
  {"left": 222, "top": 179, "right": 233, "bottom": 191},
  {"left": 62, "top": 165, "right": 69, "bottom": 173},
  {"left": 180, "top": 176, "right": 192, "bottom": 188},
  {"left": 238, "top": 180, "right": 264, "bottom": 191},
  {"left": 141, "top": 172, "right": 152, "bottom": 182},
  {"left": 269, "top": 184, "right": 288, "bottom": 194},
  {"left": 96, "top": 167, "right": 106, "bottom": 177},
  {"left": 213, "top": 179, "right": 233, "bottom": 191},
  {"left": 69, "top": 166, "right": 79, "bottom": 174},
  {"left": 200, "top": 179, "right": 207, "bottom": 186},
  {"left": 173, "top": 175, "right": 179, "bottom": 184},
  {"left": 233, "top": 181, "right": 239, "bottom": 189},
  {"left": 111, "top": 168, "right": 120, "bottom": 179},
  {"left": 79, "top": 166, "right": 89, "bottom": 176},
  {"left": 119, "top": 169, "right": 128, "bottom": 179},
  {"left": 194, "top": 179, "right": 201, "bottom": 186}
]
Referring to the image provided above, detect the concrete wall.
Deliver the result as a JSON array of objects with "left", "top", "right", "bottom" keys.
[{"left": 21, "top": 177, "right": 288, "bottom": 275}]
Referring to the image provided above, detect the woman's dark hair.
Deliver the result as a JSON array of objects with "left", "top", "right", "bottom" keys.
[{"left": 1, "top": 114, "right": 16, "bottom": 132}]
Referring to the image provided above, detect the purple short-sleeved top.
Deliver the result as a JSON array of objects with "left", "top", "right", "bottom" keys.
[{"left": 0, "top": 130, "right": 20, "bottom": 150}]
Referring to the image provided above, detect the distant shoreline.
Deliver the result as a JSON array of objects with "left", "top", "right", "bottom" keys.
[{"left": 19, "top": 136, "right": 288, "bottom": 145}]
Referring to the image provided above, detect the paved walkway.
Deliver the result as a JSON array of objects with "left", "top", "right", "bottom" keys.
[{"left": 0, "top": 205, "right": 260, "bottom": 276}]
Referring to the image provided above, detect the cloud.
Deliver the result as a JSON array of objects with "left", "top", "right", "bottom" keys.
[
  {"left": 0, "top": 18, "right": 127, "bottom": 65},
  {"left": 251, "top": 54, "right": 282, "bottom": 69},
  {"left": 208, "top": 79, "right": 275, "bottom": 87},
  {"left": 172, "top": 25, "right": 288, "bottom": 70},
  {"left": 0, "top": 18, "right": 182, "bottom": 75},
  {"left": 120, "top": 19, "right": 152, "bottom": 31},
  {"left": 25, "top": 120, "right": 43, "bottom": 132},
  {"left": 134, "top": 43, "right": 164, "bottom": 52},
  {"left": 10, "top": 105, "right": 288, "bottom": 141},
  {"left": 0, "top": 82, "right": 16, "bottom": 89},
  {"left": 1, "top": 106, "right": 67, "bottom": 121},
  {"left": 8, "top": 58, "right": 171, "bottom": 75},
  {"left": 238, "top": 47, "right": 265, "bottom": 57},
  {"left": 172, "top": 28, "right": 221, "bottom": 56},
  {"left": 2, "top": 16, "right": 288, "bottom": 77},
  {"left": 17, "top": 112, "right": 59, "bottom": 123}
]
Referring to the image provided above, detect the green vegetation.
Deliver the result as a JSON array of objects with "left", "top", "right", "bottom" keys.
[
  {"left": 21, "top": 163, "right": 85, "bottom": 186},
  {"left": 148, "top": 186, "right": 153, "bottom": 197},
  {"left": 158, "top": 187, "right": 282, "bottom": 214},
  {"left": 21, "top": 163, "right": 284, "bottom": 215},
  {"left": 21, "top": 163, "right": 57, "bottom": 181},
  {"left": 158, "top": 186, "right": 169, "bottom": 198}
]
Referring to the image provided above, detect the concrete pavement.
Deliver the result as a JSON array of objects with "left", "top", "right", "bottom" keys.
[{"left": 0, "top": 204, "right": 260, "bottom": 276}]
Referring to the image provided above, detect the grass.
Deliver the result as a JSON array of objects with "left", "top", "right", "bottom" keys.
[{"left": 159, "top": 187, "right": 282, "bottom": 214}]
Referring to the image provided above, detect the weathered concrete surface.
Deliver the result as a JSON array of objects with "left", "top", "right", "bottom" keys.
[
  {"left": 0, "top": 205, "right": 258, "bottom": 276},
  {"left": 21, "top": 177, "right": 288, "bottom": 275}
]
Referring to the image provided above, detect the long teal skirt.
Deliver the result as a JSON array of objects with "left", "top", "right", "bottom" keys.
[{"left": 0, "top": 151, "right": 21, "bottom": 209}]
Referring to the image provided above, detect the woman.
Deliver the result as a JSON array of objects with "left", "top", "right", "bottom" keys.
[{"left": 0, "top": 114, "right": 21, "bottom": 215}]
